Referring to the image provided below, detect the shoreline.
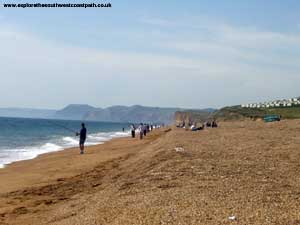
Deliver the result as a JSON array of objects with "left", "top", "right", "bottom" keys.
[
  {"left": 1, "top": 121, "right": 300, "bottom": 224},
  {"left": 0, "top": 131, "right": 138, "bottom": 194},
  {"left": 0, "top": 130, "right": 131, "bottom": 170}
]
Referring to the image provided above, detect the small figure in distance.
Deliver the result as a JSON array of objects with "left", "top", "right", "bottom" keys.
[
  {"left": 212, "top": 120, "right": 218, "bottom": 128},
  {"left": 143, "top": 124, "right": 147, "bottom": 137},
  {"left": 130, "top": 124, "right": 136, "bottom": 138},
  {"left": 139, "top": 123, "right": 143, "bottom": 140}
]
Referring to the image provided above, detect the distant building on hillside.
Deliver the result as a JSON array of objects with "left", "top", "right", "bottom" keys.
[{"left": 241, "top": 97, "right": 300, "bottom": 109}]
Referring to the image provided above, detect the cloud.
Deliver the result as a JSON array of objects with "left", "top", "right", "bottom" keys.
[
  {"left": 142, "top": 16, "right": 300, "bottom": 48},
  {"left": 143, "top": 17, "right": 300, "bottom": 71},
  {"left": 7, "top": 17, "right": 298, "bottom": 77},
  {"left": 140, "top": 17, "right": 300, "bottom": 102},
  {"left": 218, "top": 25, "right": 300, "bottom": 50},
  {"left": 141, "top": 15, "right": 220, "bottom": 31},
  {"left": 1, "top": 25, "right": 242, "bottom": 108},
  {"left": 141, "top": 18, "right": 176, "bottom": 27},
  {"left": 0, "top": 18, "right": 299, "bottom": 109},
  {"left": 0, "top": 24, "right": 244, "bottom": 78}
]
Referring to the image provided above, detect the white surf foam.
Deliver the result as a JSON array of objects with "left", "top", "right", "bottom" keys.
[
  {"left": 0, "top": 143, "right": 63, "bottom": 168},
  {"left": 0, "top": 130, "right": 130, "bottom": 168},
  {"left": 62, "top": 136, "right": 78, "bottom": 146}
]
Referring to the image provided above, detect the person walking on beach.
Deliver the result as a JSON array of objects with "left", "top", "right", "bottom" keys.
[
  {"left": 76, "top": 123, "right": 87, "bottom": 154},
  {"left": 130, "top": 124, "right": 136, "bottom": 138},
  {"left": 146, "top": 124, "right": 150, "bottom": 133},
  {"left": 143, "top": 124, "right": 147, "bottom": 137},
  {"left": 139, "top": 123, "right": 144, "bottom": 140}
]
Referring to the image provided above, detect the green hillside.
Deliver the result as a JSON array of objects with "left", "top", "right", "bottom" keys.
[
  {"left": 213, "top": 105, "right": 300, "bottom": 120},
  {"left": 266, "top": 106, "right": 300, "bottom": 119}
]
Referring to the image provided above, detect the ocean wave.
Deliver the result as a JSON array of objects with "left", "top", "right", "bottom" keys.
[
  {"left": 0, "top": 130, "right": 130, "bottom": 168},
  {"left": 111, "top": 131, "right": 130, "bottom": 137},
  {"left": 62, "top": 136, "right": 78, "bottom": 146},
  {"left": 0, "top": 143, "right": 63, "bottom": 168}
]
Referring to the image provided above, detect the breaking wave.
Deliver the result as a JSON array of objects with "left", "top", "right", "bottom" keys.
[{"left": 0, "top": 130, "right": 130, "bottom": 168}]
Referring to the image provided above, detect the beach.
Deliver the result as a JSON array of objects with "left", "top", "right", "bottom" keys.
[{"left": 1, "top": 120, "right": 300, "bottom": 224}]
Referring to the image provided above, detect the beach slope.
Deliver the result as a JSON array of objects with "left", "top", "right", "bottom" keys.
[{"left": 1, "top": 120, "right": 300, "bottom": 224}]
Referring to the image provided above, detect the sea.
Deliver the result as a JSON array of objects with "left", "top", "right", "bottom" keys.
[{"left": 0, "top": 117, "right": 130, "bottom": 168}]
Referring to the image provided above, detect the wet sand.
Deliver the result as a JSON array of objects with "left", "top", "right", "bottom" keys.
[{"left": 0, "top": 120, "right": 300, "bottom": 224}]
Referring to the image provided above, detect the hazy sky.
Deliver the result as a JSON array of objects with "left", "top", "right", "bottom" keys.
[{"left": 0, "top": 0, "right": 300, "bottom": 109}]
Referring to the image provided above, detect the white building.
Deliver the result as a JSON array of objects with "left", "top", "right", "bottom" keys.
[{"left": 241, "top": 97, "right": 300, "bottom": 108}]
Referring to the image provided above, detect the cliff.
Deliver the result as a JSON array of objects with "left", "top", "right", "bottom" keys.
[{"left": 174, "top": 110, "right": 213, "bottom": 125}]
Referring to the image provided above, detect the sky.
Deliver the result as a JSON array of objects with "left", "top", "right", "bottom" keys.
[{"left": 0, "top": 0, "right": 300, "bottom": 109}]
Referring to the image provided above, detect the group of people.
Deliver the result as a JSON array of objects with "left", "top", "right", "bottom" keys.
[
  {"left": 130, "top": 123, "right": 162, "bottom": 139},
  {"left": 205, "top": 120, "right": 218, "bottom": 128},
  {"left": 75, "top": 122, "right": 164, "bottom": 155},
  {"left": 176, "top": 120, "right": 218, "bottom": 131}
]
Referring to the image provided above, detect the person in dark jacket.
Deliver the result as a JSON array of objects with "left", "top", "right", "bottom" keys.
[
  {"left": 143, "top": 124, "right": 147, "bottom": 136},
  {"left": 212, "top": 120, "right": 218, "bottom": 128},
  {"left": 130, "top": 124, "right": 136, "bottom": 138},
  {"left": 76, "top": 123, "right": 87, "bottom": 154}
]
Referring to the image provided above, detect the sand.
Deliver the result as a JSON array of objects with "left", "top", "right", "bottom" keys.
[{"left": 0, "top": 120, "right": 300, "bottom": 225}]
